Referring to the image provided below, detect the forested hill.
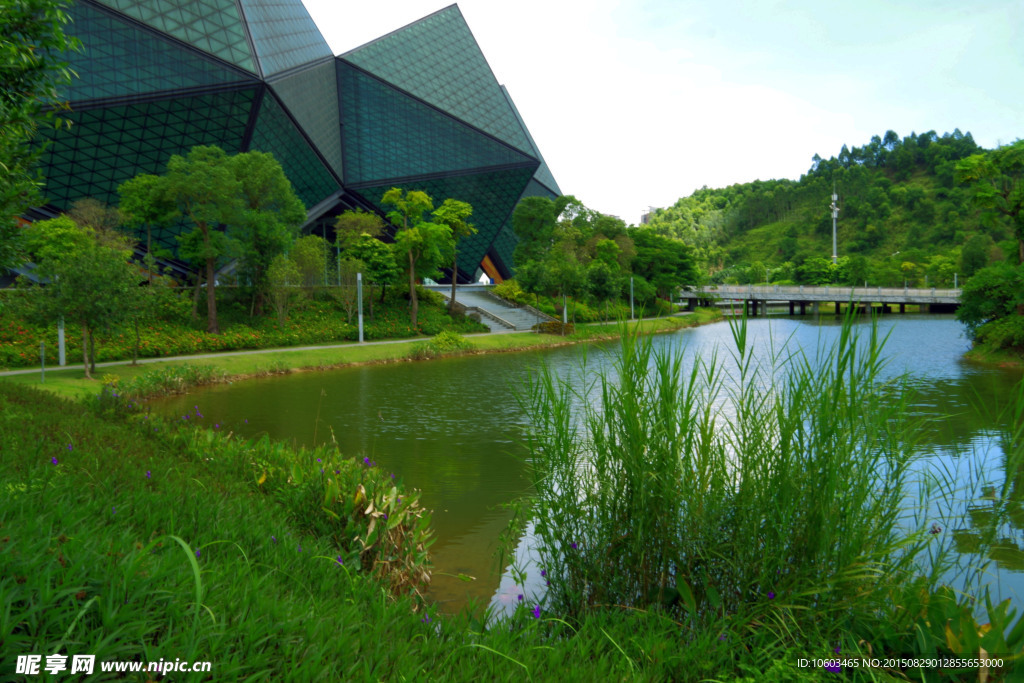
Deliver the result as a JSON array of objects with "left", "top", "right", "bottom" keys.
[{"left": 645, "top": 129, "right": 1016, "bottom": 287}]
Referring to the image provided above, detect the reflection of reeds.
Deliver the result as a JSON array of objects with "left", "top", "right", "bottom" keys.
[{"left": 522, "top": 313, "right": 1024, "bottom": 655}]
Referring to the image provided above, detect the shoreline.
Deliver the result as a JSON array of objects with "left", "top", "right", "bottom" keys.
[{"left": 0, "top": 311, "right": 723, "bottom": 400}]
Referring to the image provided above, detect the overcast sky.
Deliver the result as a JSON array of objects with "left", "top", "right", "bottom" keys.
[{"left": 301, "top": 0, "right": 1023, "bottom": 225}]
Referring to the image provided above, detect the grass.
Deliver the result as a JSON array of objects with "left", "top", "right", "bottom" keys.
[
  {"left": 518, "top": 314, "right": 1024, "bottom": 680},
  {"left": 8, "top": 309, "right": 1020, "bottom": 680},
  {"left": 1, "top": 311, "right": 718, "bottom": 401}
]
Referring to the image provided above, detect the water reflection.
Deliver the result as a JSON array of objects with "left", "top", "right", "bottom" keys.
[{"left": 153, "top": 315, "right": 1023, "bottom": 613}]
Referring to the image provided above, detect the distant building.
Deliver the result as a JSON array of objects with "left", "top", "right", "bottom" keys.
[{"left": 33, "top": 1, "right": 560, "bottom": 281}]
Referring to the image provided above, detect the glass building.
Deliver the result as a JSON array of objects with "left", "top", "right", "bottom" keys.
[{"left": 35, "top": 1, "right": 560, "bottom": 281}]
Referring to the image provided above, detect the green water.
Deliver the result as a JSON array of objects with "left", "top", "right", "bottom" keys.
[{"left": 154, "top": 315, "right": 1024, "bottom": 613}]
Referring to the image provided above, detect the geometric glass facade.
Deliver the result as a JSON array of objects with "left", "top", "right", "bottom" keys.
[{"left": 34, "top": 0, "right": 560, "bottom": 280}]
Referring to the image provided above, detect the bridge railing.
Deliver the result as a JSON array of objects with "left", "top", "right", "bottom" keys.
[{"left": 687, "top": 285, "right": 962, "bottom": 299}]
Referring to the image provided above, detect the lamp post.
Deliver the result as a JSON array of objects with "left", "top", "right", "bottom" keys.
[{"left": 830, "top": 185, "right": 839, "bottom": 265}]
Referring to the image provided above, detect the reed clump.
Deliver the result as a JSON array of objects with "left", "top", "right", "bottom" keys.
[{"left": 522, "top": 315, "right": 1024, "bottom": 672}]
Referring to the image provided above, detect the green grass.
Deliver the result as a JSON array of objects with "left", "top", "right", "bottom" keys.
[
  {"left": 7, "top": 310, "right": 1020, "bottom": 680},
  {"left": 2, "top": 312, "right": 718, "bottom": 401},
  {"left": 519, "top": 314, "right": 1024, "bottom": 680}
]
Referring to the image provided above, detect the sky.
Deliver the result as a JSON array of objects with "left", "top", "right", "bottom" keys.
[{"left": 301, "top": 0, "right": 1024, "bottom": 225}]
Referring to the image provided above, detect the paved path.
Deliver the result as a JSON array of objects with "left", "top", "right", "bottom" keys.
[
  {"left": 0, "top": 330, "right": 512, "bottom": 378},
  {"left": 0, "top": 313, "right": 694, "bottom": 379}
]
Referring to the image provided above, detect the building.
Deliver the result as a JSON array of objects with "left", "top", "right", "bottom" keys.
[{"left": 34, "top": 0, "right": 560, "bottom": 282}]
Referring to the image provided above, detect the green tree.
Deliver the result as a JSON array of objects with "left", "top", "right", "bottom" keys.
[
  {"left": 349, "top": 233, "right": 399, "bottom": 320},
  {"left": 266, "top": 253, "right": 300, "bottom": 324},
  {"left": 382, "top": 188, "right": 452, "bottom": 328},
  {"left": 161, "top": 146, "right": 243, "bottom": 333},
  {"left": 956, "top": 140, "right": 1024, "bottom": 263},
  {"left": 291, "top": 234, "right": 327, "bottom": 290},
  {"left": 118, "top": 173, "right": 176, "bottom": 283},
  {"left": 511, "top": 196, "right": 557, "bottom": 266},
  {"left": 431, "top": 198, "right": 475, "bottom": 315},
  {"left": 956, "top": 262, "right": 1024, "bottom": 339},
  {"left": 231, "top": 151, "right": 305, "bottom": 315},
  {"left": 630, "top": 228, "right": 698, "bottom": 299},
  {"left": 334, "top": 208, "right": 385, "bottom": 255},
  {"left": 0, "top": 0, "right": 79, "bottom": 269},
  {"left": 26, "top": 219, "right": 138, "bottom": 378}
]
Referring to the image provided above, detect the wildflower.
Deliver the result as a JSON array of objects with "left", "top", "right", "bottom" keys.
[
  {"left": 67, "top": 444, "right": 73, "bottom": 451},
  {"left": 517, "top": 594, "right": 523, "bottom": 602},
  {"left": 824, "top": 662, "right": 842, "bottom": 673},
  {"left": 316, "top": 458, "right": 321, "bottom": 463},
  {"left": 767, "top": 591, "right": 775, "bottom": 599},
  {"left": 336, "top": 555, "right": 344, "bottom": 566},
  {"left": 111, "top": 506, "right": 115, "bottom": 515},
  {"left": 244, "top": 418, "right": 248, "bottom": 424},
  {"left": 718, "top": 634, "right": 727, "bottom": 641},
  {"left": 195, "top": 548, "right": 200, "bottom": 559},
  {"left": 930, "top": 523, "right": 942, "bottom": 534},
  {"left": 532, "top": 605, "right": 541, "bottom": 619},
  {"left": 51, "top": 456, "right": 58, "bottom": 466},
  {"left": 570, "top": 542, "right": 578, "bottom": 550},
  {"left": 421, "top": 614, "right": 431, "bottom": 623},
  {"left": 540, "top": 569, "right": 546, "bottom": 577},
  {"left": 146, "top": 470, "right": 151, "bottom": 479},
  {"left": 271, "top": 535, "right": 278, "bottom": 544},
  {"left": 297, "top": 544, "right": 302, "bottom": 552}
]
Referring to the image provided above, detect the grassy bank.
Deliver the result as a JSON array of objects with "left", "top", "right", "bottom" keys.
[
  {"left": 3, "top": 312, "right": 1024, "bottom": 680},
  {"left": 964, "top": 341, "right": 1024, "bottom": 369},
  {"left": 1, "top": 311, "right": 719, "bottom": 401}
]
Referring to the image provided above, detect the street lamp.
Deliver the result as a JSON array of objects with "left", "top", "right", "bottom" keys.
[{"left": 830, "top": 185, "right": 839, "bottom": 265}]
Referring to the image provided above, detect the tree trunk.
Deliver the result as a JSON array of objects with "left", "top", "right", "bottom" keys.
[
  {"left": 408, "top": 251, "right": 418, "bottom": 328},
  {"left": 132, "top": 317, "right": 139, "bottom": 366},
  {"left": 191, "top": 271, "right": 202, "bottom": 321},
  {"left": 206, "top": 256, "right": 218, "bottom": 333},
  {"left": 89, "top": 330, "right": 96, "bottom": 375},
  {"left": 82, "top": 326, "right": 91, "bottom": 380}
]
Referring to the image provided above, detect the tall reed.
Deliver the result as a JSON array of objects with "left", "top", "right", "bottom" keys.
[{"left": 523, "top": 315, "right": 927, "bottom": 634}]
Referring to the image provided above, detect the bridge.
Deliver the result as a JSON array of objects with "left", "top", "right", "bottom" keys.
[{"left": 680, "top": 285, "right": 962, "bottom": 316}]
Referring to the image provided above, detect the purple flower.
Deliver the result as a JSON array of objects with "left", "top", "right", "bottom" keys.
[
  {"left": 271, "top": 535, "right": 278, "bottom": 544},
  {"left": 336, "top": 555, "right": 344, "bottom": 566},
  {"left": 517, "top": 594, "right": 523, "bottom": 602},
  {"left": 834, "top": 646, "right": 841, "bottom": 655},
  {"left": 718, "top": 634, "right": 727, "bottom": 641},
  {"left": 146, "top": 470, "right": 151, "bottom": 479},
  {"left": 421, "top": 614, "right": 431, "bottom": 623},
  {"left": 195, "top": 548, "right": 201, "bottom": 559},
  {"left": 244, "top": 418, "right": 248, "bottom": 424},
  {"left": 297, "top": 544, "right": 302, "bottom": 552},
  {"left": 111, "top": 506, "right": 115, "bottom": 515},
  {"left": 316, "top": 458, "right": 321, "bottom": 463},
  {"left": 214, "top": 424, "right": 219, "bottom": 429},
  {"left": 767, "top": 591, "right": 775, "bottom": 599},
  {"left": 67, "top": 444, "right": 72, "bottom": 451},
  {"left": 570, "top": 542, "right": 578, "bottom": 550},
  {"left": 532, "top": 605, "right": 541, "bottom": 619},
  {"left": 363, "top": 457, "right": 370, "bottom": 466},
  {"left": 540, "top": 569, "right": 546, "bottom": 577},
  {"left": 824, "top": 662, "right": 842, "bottom": 673},
  {"left": 51, "top": 456, "right": 58, "bottom": 466}
]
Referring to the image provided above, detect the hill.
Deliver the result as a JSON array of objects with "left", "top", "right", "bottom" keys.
[{"left": 644, "top": 130, "right": 1017, "bottom": 286}]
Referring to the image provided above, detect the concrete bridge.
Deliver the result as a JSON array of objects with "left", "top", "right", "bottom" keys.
[{"left": 680, "top": 284, "right": 962, "bottom": 316}]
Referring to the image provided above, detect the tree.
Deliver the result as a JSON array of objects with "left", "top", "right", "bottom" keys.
[
  {"left": 512, "top": 196, "right": 557, "bottom": 266},
  {"left": 161, "top": 146, "right": 243, "bottom": 333},
  {"left": 118, "top": 173, "right": 176, "bottom": 283},
  {"left": 266, "top": 253, "right": 300, "bottom": 324},
  {"left": 26, "top": 218, "right": 138, "bottom": 379},
  {"left": 956, "top": 140, "right": 1024, "bottom": 264},
  {"left": 291, "top": 234, "right": 327, "bottom": 290},
  {"left": 432, "top": 198, "right": 475, "bottom": 315},
  {"left": 348, "top": 233, "right": 399, "bottom": 320},
  {"left": 334, "top": 208, "right": 385, "bottom": 255},
  {"left": 0, "top": 0, "right": 79, "bottom": 269},
  {"left": 956, "top": 262, "right": 1024, "bottom": 339},
  {"left": 382, "top": 188, "right": 453, "bottom": 328},
  {"left": 630, "top": 228, "right": 699, "bottom": 299},
  {"left": 231, "top": 151, "right": 306, "bottom": 315}
]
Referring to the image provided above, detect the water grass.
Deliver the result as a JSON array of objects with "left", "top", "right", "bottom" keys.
[{"left": 519, "top": 314, "right": 1024, "bottom": 678}]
